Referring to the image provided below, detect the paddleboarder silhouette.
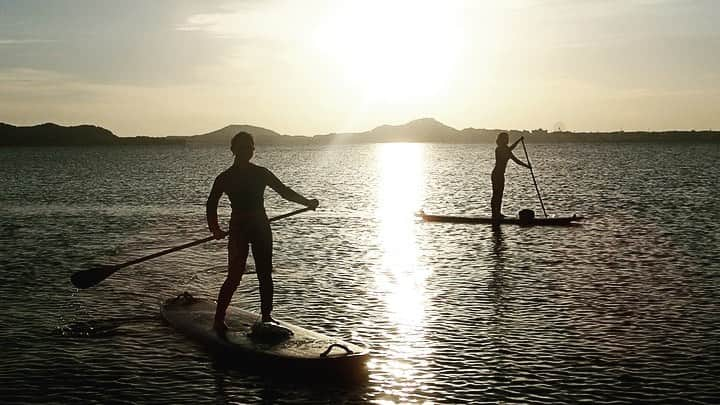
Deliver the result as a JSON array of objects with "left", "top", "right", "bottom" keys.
[
  {"left": 206, "top": 132, "right": 319, "bottom": 332},
  {"left": 491, "top": 132, "right": 531, "bottom": 219}
]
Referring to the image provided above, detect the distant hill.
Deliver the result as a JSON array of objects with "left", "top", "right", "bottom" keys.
[
  {"left": 0, "top": 122, "right": 184, "bottom": 146},
  {"left": 314, "top": 118, "right": 461, "bottom": 144},
  {"left": 520, "top": 130, "right": 720, "bottom": 143},
  {"left": 195, "top": 119, "right": 720, "bottom": 145},
  {"left": 190, "top": 118, "right": 474, "bottom": 145},
  {"left": 2, "top": 120, "right": 718, "bottom": 147},
  {"left": 188, "top": 124, "right": 309, "bottom": 145},
  {"left": 0, "top": 123, "right": 117, "bottom": 146}
]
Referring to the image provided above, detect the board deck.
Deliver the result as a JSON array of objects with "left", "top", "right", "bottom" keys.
[
  {"left": 160, "top": 293, "right": 369, "bottom": 375},
  {"left": 418, "top": 211, "right": 582, "bottom": 226}
]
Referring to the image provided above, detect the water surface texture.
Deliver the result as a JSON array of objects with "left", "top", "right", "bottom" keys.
[{"left": 1, "top": 143, "right": 719, "bottom": 403}]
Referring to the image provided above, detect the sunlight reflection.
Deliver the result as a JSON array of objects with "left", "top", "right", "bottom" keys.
[
  {"left": 376, "top": 143, "right": 425, "bottom": 276},
  {"left": 374, "top": 143, "right": 428, "bottom": 324},
  {"left": 372, "top": 143, "right": 434, "bottom": 400}
]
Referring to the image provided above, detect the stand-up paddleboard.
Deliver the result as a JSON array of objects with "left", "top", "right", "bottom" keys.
[
  {"left": 160, "top": 292, "right": 369, "bottom": 376},
  {"left": 418, "top": 211, "right": 582, "bottom": 226}
]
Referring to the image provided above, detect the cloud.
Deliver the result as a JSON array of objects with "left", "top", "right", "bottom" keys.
[
  {"left": 0, "top": 66, "right": 271, "bottom": 136},
  {"left": 0, "top": 68, "right": 98, "bottom": 103},
  {"left": 0, "top": 39, "right": 56, "bottom": 45},
  {"left": 176, "top": 0, "right": 322, "bottom": 42},
  {"left": 0, "top": 68, "right": 69, "bottom": 85}
]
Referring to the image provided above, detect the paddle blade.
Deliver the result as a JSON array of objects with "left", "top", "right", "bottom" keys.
[{"left": 71, "top": 265, "right": 120, "bottom": 289}]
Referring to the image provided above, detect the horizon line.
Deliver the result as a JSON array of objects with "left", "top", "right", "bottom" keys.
[{"left": 2, "top": 119, "right": 718, "bottom": 138}]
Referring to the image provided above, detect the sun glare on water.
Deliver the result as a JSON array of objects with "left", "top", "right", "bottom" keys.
[
  {"left": 314, "top": 0, "right": 464, "bottom": 103},
  {"left": 374, "top": 144, "right": 428, "bottom": 329},
  {"left": 370, "top": 143, "right": 436, "bottom": 397},
  {"left": 375, "top": 143, "right": 428, "bottom": 329},
  {"left": 375, "top": 143, "right": 425, "bottom": 273}
]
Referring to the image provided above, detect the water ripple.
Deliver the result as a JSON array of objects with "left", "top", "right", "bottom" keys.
[{"left": 1, "top": 144, "right": 719, "bottom": 403}]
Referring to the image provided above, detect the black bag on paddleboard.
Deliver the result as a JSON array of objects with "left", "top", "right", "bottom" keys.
[{"left": 518, "top": 209, "right": 535, "bottom": 225}]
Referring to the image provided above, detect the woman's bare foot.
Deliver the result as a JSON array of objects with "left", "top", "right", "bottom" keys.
[{"left": 213, "top": 320, "right": 229, "bottom": 333}]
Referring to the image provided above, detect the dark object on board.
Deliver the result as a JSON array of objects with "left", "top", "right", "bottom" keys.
[
  {"left": 417, "top": 210, "right": 582, "bottom": 226},
  {"left": 249, "top": 320, "right": 294, "bottom": 344},
  {"left": 160, "top": 293, "right": 369, "bottom": 377},
  {"left": 518, "top": 209, "right": 535, "bottom": 225}
]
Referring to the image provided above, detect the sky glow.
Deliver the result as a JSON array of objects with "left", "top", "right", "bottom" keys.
[{"left": 1, "top": 0, "right": 718, "bottom": 136}]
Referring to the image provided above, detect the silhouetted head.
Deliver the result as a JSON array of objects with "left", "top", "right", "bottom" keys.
[
  {"left": 231, "top": 132, "right": 254, "bottom": 162},
  {"left": 496, "top": 132, "right": 509, "bottom": 146}
]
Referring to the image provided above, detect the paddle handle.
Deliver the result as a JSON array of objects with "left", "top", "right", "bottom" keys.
[
  {"left": 97, "top": 207, "right": 312, "bottom": 270},
  {"left": 268, "top": 206, "right": 314, "bottom": 223},
  {"left": 70, "top": 234, "right": 217, "bottom": 289},
  {"left": 520, "top": 138, "right": 548, "bottom": 218},
  {"left": 123, "top": 206, "right": 312, "bottom": 268},
  {"left": 71, "top": 206, "right": 315, "bottom": 289},
  {"left": 118, "top": 234, "right": 218, "bottom": 270}
]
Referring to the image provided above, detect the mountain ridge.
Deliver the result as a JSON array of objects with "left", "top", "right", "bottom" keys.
[{"left": 2, "top": 119, "right": 719, "bottom": 146}]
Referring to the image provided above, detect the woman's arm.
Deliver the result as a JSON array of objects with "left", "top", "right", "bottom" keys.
[
  {"left": 206, "top": 175, "right": 226, "bottom": 238},
  {"left": 509, "top": 136, "right": 524, "bottom": 150},
  {"left": 510, "top": 152, "right": 531, "bottom": 169},
  {"left": 265, "top": 168, "right": 319, "bottom": 209}
]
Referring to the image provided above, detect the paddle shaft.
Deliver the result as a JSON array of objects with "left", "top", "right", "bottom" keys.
[
  {"left": 520, "top": 138, "right": 548, "bottom": 218},
  {"left": 71, "top": 206, "right": 313, "bottom": 288},
  {"left": 106, "top": 206, "right": 312, "bottom": 269}
]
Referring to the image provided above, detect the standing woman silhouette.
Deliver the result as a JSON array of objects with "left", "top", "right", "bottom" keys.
[
  {"left": 491, "top": 132, "right": 531, "bottom": 219},
  {"left": 206, "top": 132, "right": 319, "bottom": 332}
]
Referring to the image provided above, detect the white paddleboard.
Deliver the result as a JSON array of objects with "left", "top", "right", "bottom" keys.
[{"left": 160, "top": 293, "right": 369, "bottom": 375}]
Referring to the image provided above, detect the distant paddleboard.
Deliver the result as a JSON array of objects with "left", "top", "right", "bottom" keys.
[
  {"left": 160, "top": 293, "right": 369, "bottom": 376},
  {"left": 418, "top": 211, "right": 582, "bottom": 226}
]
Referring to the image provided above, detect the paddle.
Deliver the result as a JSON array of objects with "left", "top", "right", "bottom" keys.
[
  {"left": 520, "top": 137, "right": 548, "bottom": 218},
  {"left": 70, "top": 206, "right": 314, "bottom": 289}
]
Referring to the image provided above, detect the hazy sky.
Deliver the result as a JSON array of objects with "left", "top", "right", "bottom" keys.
[{"left": 1, "top": 0, "right": 719, "bottom": 136}]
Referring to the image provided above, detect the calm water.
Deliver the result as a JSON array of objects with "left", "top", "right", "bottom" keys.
[{"left": 1, "top": 142, "right": 718, "bottom": 404}]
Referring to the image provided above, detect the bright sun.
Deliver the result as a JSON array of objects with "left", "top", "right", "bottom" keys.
[{"left": 313, "top": 0, "right": 464, "bottom": 103}]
